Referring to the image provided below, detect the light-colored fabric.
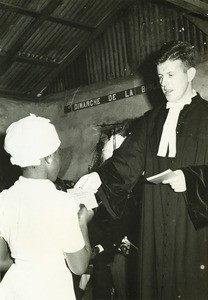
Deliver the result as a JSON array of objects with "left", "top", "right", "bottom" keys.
[
  {"left": 157, "top": 91, "right": 197, "bottom": 157},
  {"left": 102, "top": 134, "right": 126, "bottom": 160},
  {"left": 96, "top": 244, "right": 104, "bottom": 253},
  {"left": 4, "top": 114, "right": 61, "bottom": 167},
  {"left": 79, "top": 274, "right": 91, "bottom": 290},
  {"left": 157, "top": 102, "right": 186, "bottom": 157},
  {"left": 0, "top": 177, "right": 85, "bottom": 300}
]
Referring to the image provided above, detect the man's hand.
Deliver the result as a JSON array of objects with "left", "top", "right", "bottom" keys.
[
  {"left": 74, "top": 172, "right": 102, "bottom": 193},
  {"left": 162, "top": 170, "right": 186, "bottom": 192}
]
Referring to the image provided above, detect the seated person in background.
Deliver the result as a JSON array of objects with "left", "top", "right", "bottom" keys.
[
  {"left": 89, "top": 203, "right": 117, "bottom": 300},
  {"left": 89, "top": 200, "right": 139, "bottom": 300},
  {"left": 0, "top": 114, "right": 93, "bottom": 300}
]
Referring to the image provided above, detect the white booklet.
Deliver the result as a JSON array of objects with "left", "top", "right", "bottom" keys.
[
  {"left": 67, "top": 188, "right": 98, "bottom": 210},
  {"left": 146, "top": 169, "right": 177, "bottom": 184}
]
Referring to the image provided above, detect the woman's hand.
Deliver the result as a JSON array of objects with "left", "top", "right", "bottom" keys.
[{"left": 78, "top": 204, "right": 94, "bottom": 226}]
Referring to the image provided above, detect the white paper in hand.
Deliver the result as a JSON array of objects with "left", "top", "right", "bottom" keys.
[
  {"left": 67, "top": 188, "right": 98, "bottom": 210},
  {"left": 74, "top": 172, "right": 101, "bottom": 193},
  {"left": 146, "top": 169, "right": 177, "bottom": 184}
]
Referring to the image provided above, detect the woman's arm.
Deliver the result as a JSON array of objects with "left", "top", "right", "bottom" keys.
[
  {"left": 0, "top": 237, "right": 13, "bottom": 280},
  {"left": 64, "top": 205, "right": 93, "bottom": 275}
]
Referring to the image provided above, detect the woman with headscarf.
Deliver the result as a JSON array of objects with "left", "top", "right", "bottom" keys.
[{"left": 0, "top": 114, "right": 93, "bottom": 300}]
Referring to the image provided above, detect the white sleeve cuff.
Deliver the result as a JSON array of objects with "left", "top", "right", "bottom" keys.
[{"left": 96, "top": 244, "right": 104, "bottom": 253}]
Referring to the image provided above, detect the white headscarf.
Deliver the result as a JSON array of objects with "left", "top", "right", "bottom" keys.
[{"left": 4, "top": 114, "right": 61, "bottom": 167}]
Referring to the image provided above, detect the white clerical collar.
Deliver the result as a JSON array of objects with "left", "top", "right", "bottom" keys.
[
  {"left": 157, "top": 90, "right": 196, "bottom": 158},
  {"left": 166, "top": 89, "right": 197, "bottom": 109}
]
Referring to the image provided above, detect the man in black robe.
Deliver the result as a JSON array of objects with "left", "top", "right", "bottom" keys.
[{"left": 75, "top": 40, "right": 208, "bottom": 300}]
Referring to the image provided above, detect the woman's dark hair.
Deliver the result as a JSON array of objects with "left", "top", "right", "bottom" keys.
[{"left": 155, "top": 40, "right": 195, "bottom": 69}]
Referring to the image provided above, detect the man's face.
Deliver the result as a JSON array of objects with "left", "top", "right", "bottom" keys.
[{"left": 157, "top": 59, "right": 190, "bottom": 103}]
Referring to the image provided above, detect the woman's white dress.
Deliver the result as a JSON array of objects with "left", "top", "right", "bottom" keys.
[{"left": 0, "top": 177, "right": 85, "bottom": 300}]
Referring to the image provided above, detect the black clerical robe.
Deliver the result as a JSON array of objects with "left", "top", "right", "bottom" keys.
[{"left": 97, "top": 93, "right": 208, "bottom": 300}]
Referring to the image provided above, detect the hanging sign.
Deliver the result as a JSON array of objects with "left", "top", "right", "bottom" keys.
[{"left": 64, "top": 81, "right": 160, "bottom": 113}]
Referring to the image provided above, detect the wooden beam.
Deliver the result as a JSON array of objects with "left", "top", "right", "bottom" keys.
[
  {"left": 0, "top": 52, "right": 59, "bottom": 67},
  {"left": 164, "top": 0, "right": 208, "bottom": 17},
  {"left": 0, "top": 2, "right": 95, "bottom": 32},
  {"left": 0, "top": 88, "right": 37, "bottom": 100},
  {"left": 48, "top": 16, "right": 95, "bottom": 32},
  {"left": 0, "top": 0, "right": 63, "bottom": 74},
  {"left": 185, "top": 14, "right": 208, "bottom": 36},
  {"left": 14, "top": 56, "right": 59, "bottom": 67},
  {"left": 31, "top": 0, "right": 136, "bottom": 97}
]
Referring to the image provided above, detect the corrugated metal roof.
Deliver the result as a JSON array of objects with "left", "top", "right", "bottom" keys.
[
  {"left": 0, "top": 0, "right": 207, "bottom": 100},
  {"left": 0, "top": 0, "right": 134, "bottom": 99},
  {"left": 45, "top": 0, "right": 208, "bottom": 94}
]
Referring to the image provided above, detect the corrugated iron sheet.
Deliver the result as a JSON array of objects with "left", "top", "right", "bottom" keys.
[
  {"left": 0, "top": 0, "right": 131, "bottom": 97},
  {"left": 45, "top": 0, "right": 208, "bottom": 95},
  {"left": 0, "top": 0, "right": 207, "bottom": 97}
]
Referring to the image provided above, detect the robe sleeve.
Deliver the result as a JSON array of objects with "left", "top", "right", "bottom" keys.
[
  {"left": 182, "top": 165, "right": 208, "bottom": 230},
  {"left": 96, "top": 115, "right": 147, "bottom": 219}
]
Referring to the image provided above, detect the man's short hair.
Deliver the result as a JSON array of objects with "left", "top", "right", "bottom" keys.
[{"left": 155, "top": 40, "right": 195, "bottom": 69}]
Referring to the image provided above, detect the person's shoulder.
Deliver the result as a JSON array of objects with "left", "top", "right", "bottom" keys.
[
  {"left": 194, "top": 92, "right": 208, "bottom": 102},
  {"left": 193, "top": 93, "right": 208, "bottom": 110},
  {"left": 141, "top": 103, "right": 166, "bottom": 123},
  {"left": 0, "top": 190, "right": 5, "bottom": 202},
  {"left": 0, "top": 184, "right": 14, "bottom": 199},
  {"left": 127, "top": 104, "right": 165, "bottom": 134},
  {"left": 0, "top": 188, "right": 10, "bottom": 210}
]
